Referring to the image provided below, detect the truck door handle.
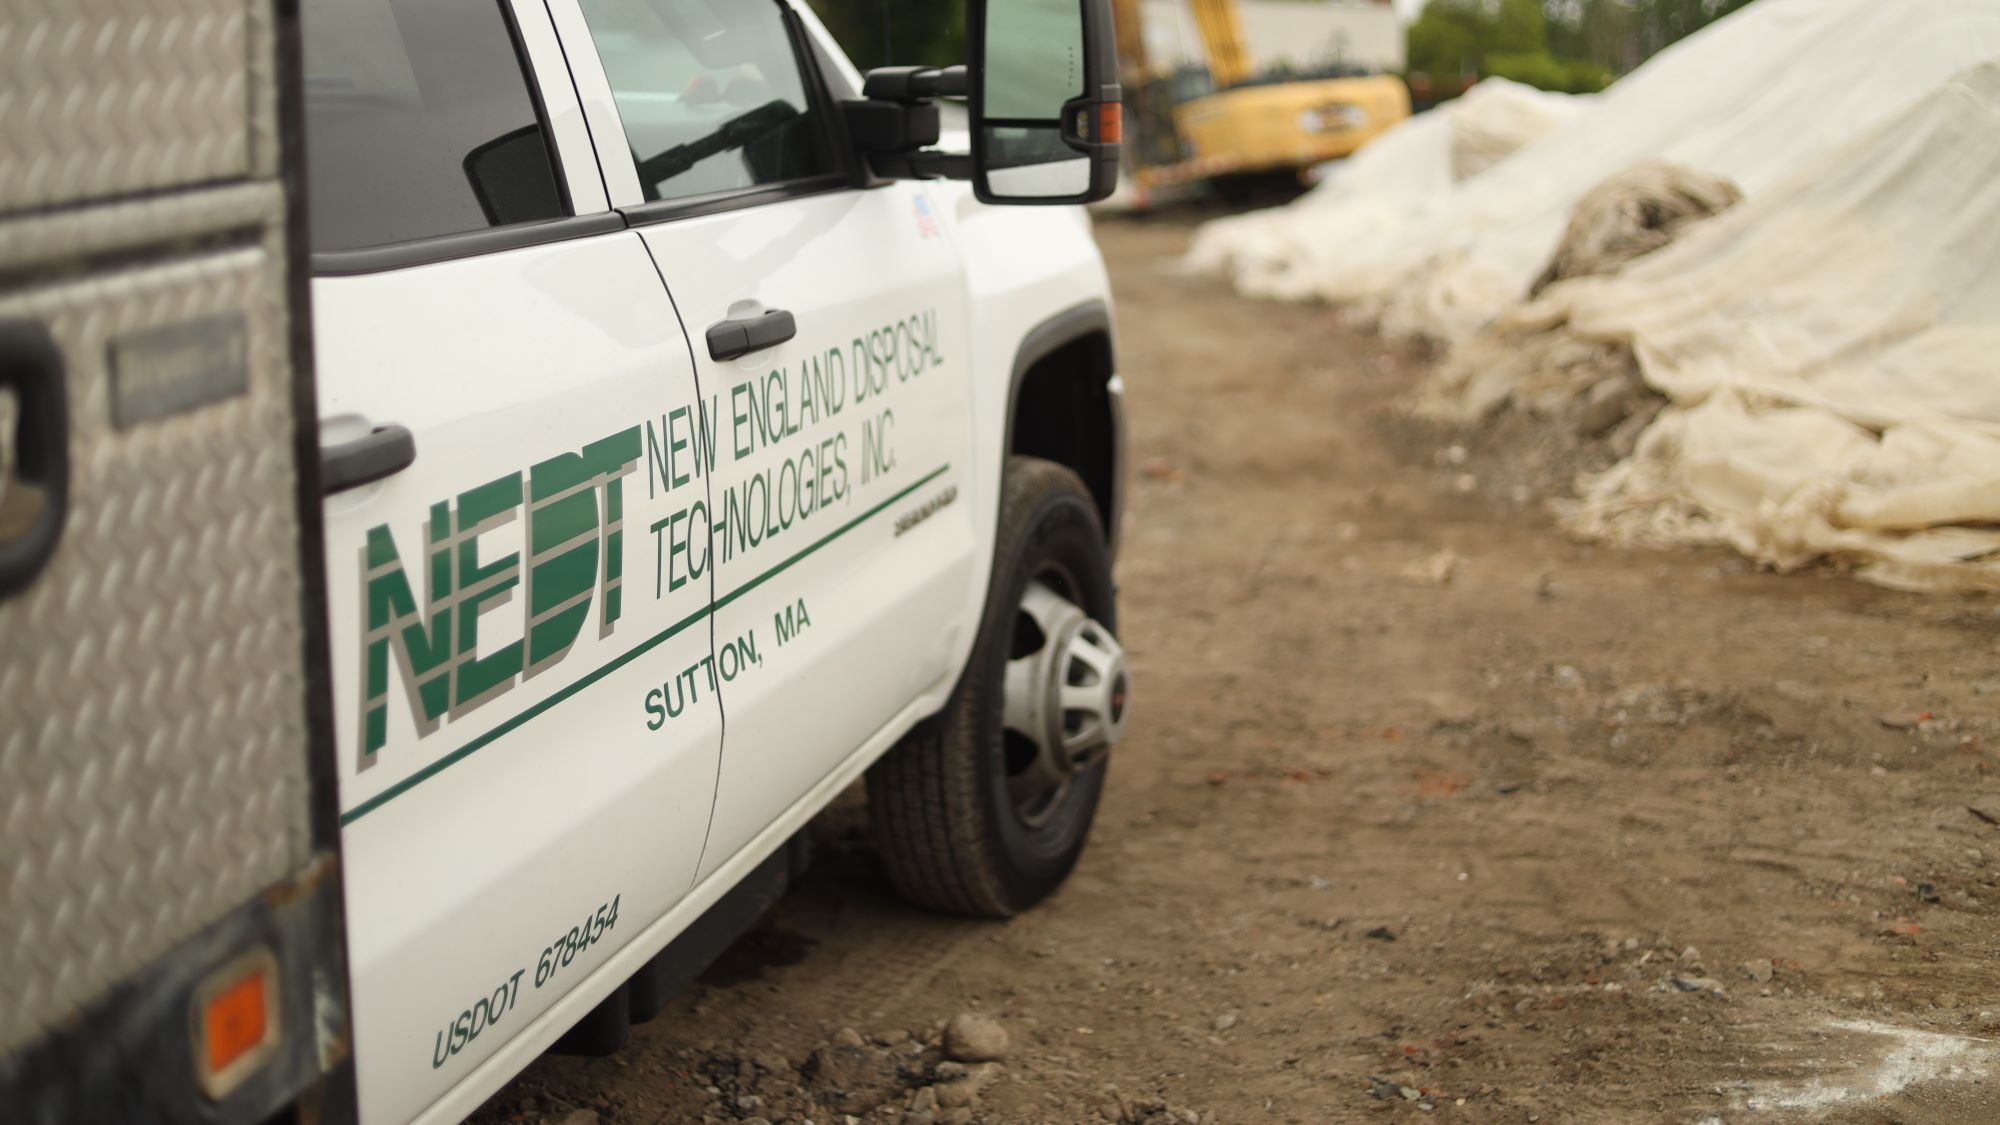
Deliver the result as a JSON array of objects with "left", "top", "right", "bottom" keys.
[
  {"left": 321, "top": 424, "right": 416, "bottom": 494},
  {"left": 706, "top": 309, "right": 797, "bottom": 361},
  {"left": 0, "top": 318, "right": 69, "bottom": 599}
]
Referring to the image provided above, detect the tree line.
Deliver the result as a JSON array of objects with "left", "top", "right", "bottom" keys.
[{"left": 1409, "top": 0, "right": 1757, "bottom": 94}]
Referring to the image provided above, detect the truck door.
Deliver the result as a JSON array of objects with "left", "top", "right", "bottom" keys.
[
  {"left": 548, "top": 0, "right": 981, "bottom": 878},
  {"left": 301, "top": 0, "right": 720, "bottom": 1119}
]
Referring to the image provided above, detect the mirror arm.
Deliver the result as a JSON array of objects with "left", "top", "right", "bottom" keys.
[
  {"left": 867, "top": 150, "right": 971, "bottom": 181},
  {"left": 850, "top": 65, "right": 970, "bottom": 184},
  {"left": 862, "top": 65, "right": 968, "bottom": 102},
  {"left": 843, "top": 98, "right": 940, "bottom": 152}
]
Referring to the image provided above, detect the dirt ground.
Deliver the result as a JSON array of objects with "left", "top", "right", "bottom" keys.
[{"left": 471, "top": 221, "right": 2000, "bottom": 1125}]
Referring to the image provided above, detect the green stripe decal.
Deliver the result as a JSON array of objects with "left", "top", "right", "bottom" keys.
[
  {"left": 341, "top": 464, "right": 952, "bottom": 826},
  {"left": 715, "top": 463, "right": 950, "bottom": 614}
]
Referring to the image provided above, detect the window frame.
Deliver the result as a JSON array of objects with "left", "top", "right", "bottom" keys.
[
  {"left": 549, "top": 0, "right": 861, "bottom": 228},
  {"left": 308, "top": 0, "right": 616, "bottom": 277}
]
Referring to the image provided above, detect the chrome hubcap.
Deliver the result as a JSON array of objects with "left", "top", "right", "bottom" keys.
[{"left": 1002, "top": 580, "right": 1129, "bottom": 826}]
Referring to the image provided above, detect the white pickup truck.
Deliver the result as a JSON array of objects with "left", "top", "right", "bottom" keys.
[{"left": 306, "top": 0, "right": 1129, "bottom": 1120}]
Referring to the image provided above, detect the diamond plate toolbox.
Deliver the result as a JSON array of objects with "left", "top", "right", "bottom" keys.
[
  {"left": 0, "top": 0, "right": 278, "bottom": 216},
  {"left": 0, "top": 0, "right": 316, "bottom": 1058}
]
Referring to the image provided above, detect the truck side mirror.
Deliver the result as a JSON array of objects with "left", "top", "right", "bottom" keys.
[{"left": 968, "top": 0, "right": 1122, "bottom": 205}]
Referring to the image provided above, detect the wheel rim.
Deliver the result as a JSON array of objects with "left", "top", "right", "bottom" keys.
[{"left": 1001, "top": 575, "right": 1130, "bottom": 828}]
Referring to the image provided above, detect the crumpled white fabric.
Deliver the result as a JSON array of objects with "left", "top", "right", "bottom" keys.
[
  {"left": 1450, "top": 77, "right": 1588, "bottom": 180},
  {"left": 1536, "top": 63, "right": 2000, "bottom": 591},
  {"left": 1182, "top": 78, "right": 1581, "bottom": 298},
  {"left": 1190, "top": 0, "right": 2000, "bottom": 344}
]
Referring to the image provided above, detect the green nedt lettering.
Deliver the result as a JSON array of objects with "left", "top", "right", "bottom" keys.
[
  {"left": 358, "top": 502, "right": 455, "bottom": 763},
  {"left": 452, "top": 472, "right": 524, "bottom": 707},
  {"left": 357, "top": 427, "right": 641, "bottom": 766}
]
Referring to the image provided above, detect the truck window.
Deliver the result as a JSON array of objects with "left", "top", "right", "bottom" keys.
[
  {"left": 576, "top": 0, "right": 834, "bottom": 203},
  {"left": 300, "top": 0, "right": 567, "bottom": 252}
]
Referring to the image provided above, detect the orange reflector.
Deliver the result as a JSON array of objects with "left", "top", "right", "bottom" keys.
[
  {"left": 1099, "top": 104, "right": 1124, "bottom": 144},
  {"left": 205, "top": 968, "right": 268, "bottom": 1075},
  {"left": 195, "top": 949, "right": 279, "bottom": 1099}
]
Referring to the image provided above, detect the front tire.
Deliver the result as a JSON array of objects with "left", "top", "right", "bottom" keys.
[{"left": 868, "top": 457, "right": 1128, "bottom": 917}]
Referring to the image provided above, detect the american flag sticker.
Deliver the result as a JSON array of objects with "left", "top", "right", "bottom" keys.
[{"left": 912, "top": 193, "right": 941, "bottom": 239}]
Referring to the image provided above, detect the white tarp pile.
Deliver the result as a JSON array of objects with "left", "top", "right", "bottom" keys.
[
  {"left": 1181, "top": 77, "right": 1582, "bottom": 290},
  {"left": 1191, "top": 0, "right": 2000, "bottom": 592},
  {"left": 1448, "top": 77, "right": 1586, "bottom": 180},
  {"left": 1517, "top": 60, "right": 2000, "bottom": 592},
  {"left": 1190, "top": 0, "right": 2000, "bottom": 343}
]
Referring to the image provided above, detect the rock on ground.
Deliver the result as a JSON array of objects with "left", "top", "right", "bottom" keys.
[{"left": 941, "top": 1012, "right": 1009, "bottom": 1063}]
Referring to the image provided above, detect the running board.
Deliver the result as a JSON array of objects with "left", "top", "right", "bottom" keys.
[{"left": 551, "top": 831, "right": 812, "bottom": 1056}]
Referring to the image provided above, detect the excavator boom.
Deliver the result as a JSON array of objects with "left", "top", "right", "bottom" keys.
[
  {"left": 1111, "top": 0, "right": 1149, "bottom": 81},
  {"left": 1187, "top": 0, "right": 1252, "bottom": 90}
]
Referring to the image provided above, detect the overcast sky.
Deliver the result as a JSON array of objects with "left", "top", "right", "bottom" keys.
[{"left": 1392, "top": 0, "right": 1426, "bottom": 19}]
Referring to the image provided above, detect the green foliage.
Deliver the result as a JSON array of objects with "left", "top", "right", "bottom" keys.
[
  {"left": 804, "top": 0, "right": 963, "bottom": 73},
  {"left": 1482, "top": 50, "right": 1612, "bottom": 93},
  {"left": 1477, "top": 49, "right": 1565, "bottom": 91},
  {"left": 1406, "top": 0, "right": 1487, "bottom": 77},
  {"left": 1406, "top": 0, "right": 1560, "bottom": 85},
  {"left": 1408, "top": 0, "right": 1754, "bottom": 97},
  {"left": 1487, "top": 0, "right": 1549, "bottom": 56},
  {"left": 1561, "top": 57, "right": 1614, "bottom": 93}
]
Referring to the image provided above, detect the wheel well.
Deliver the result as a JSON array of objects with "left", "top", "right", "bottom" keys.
[{"left": 1009, "top": 330, "right": 1119, "bottom": 536}]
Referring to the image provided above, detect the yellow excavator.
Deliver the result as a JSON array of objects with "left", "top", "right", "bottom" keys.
[{"left": 1111, "top": 0, "right": 1410, "bottom": 198}]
